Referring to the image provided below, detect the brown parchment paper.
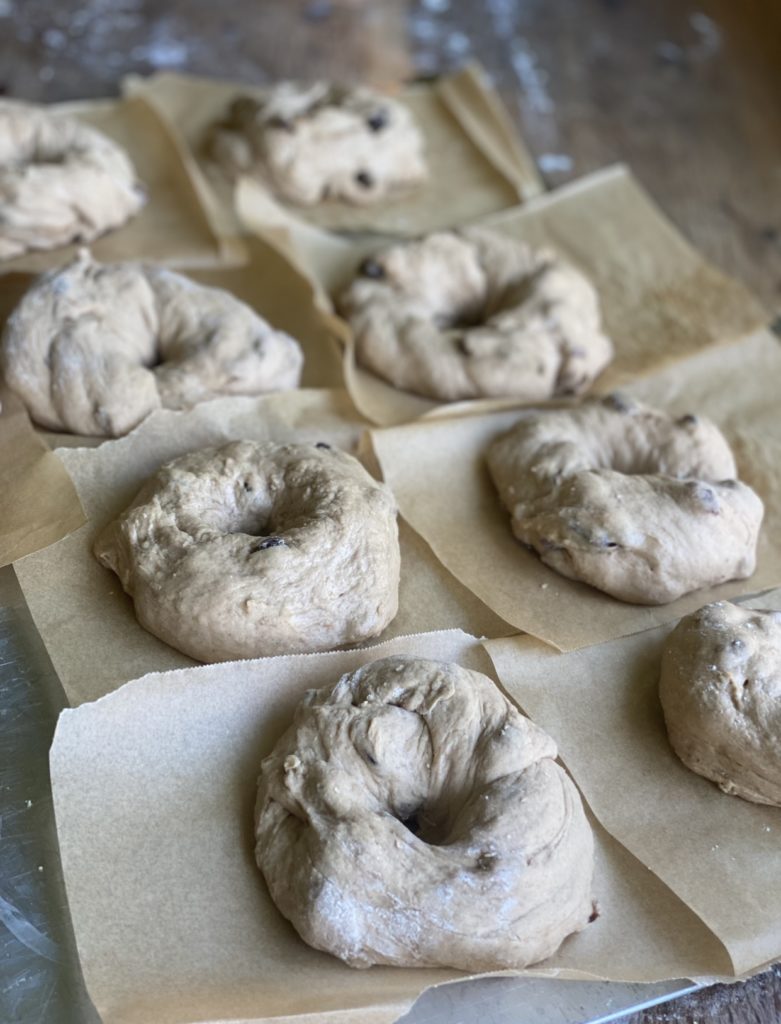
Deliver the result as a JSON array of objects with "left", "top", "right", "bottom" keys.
[
  {"left": 1, "top": 96, "right": 229, "bottom": 274},
  {"left": 14, "top": 390, "right": 511, "bottom": 706},
  {"left": 484, "top": 587, "right": 781, "bottom": 977},
  {"left": 240, "top": 165, "right": 768, "bottom": 428},
  {"left": 122, "top": 63, "right": 543, "bottom": 240},
  {"left": 370, "top": 329, "right": 781, "bottom": 652},
  {"left": 49, "top": 629, "right": 734, "bottom": 1024},
  {"left": 0, "top": 386, "right": 84, "bottom": 567}
]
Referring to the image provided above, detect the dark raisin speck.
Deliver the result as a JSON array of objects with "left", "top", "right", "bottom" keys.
[
  {"left": 689, "top": 483, "right": 720, "bottom": 514},
  {"left": 475, "top": 851, "right": 498, "bottom": 873},
  {"left": 258, "top": 537, "right": 286, "bottom": 550},
  {"left": 588, "top": 903, "right": 600, "bottom": 923},
  {"left": 315, "top": 441, "right": 331, "bottom": 449},
  {"left": 367, "top": 110, "right": 388, "bottom": 132},
  {"left": 268, "top": 115, "right": 294, "bottom": 132},
  {"left": 355, "top": 170, "right": 374, "bottom": 189},
  {"left": 603, "top": 392, "right": 634, "bottom": 414},
  {"left": 360, "top": 257, "right": 385, "bottom": 279},
  {"left": 242, "top": 480, "right": 253, "bottom": 492},
  {"left": 677, "top": 413, "right": 698, "bottom": 427}
]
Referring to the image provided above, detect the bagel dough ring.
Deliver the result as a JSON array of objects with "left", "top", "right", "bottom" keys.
[
  {"left": 255, "top": 655, "right": 595, "bottom": 970},
  {"left": 1, "top": 250, "right": 304, "bottom": 437},
  {"left": 660, "top": 601, "right": 781, "bottom": 806},
  {"left": 207, "top": 82, "right": 427, "bottom": 206},
  {"left": 94, "top": 441, "right": 400, "bottom": 662},
  {"left": 338, "top": 229, "right": 613, "bottom": 402},
  {"left": 0, "top": 100, "right": 145, "bottom": 261},
  {"left": 487, "top": 394, "right": 764, "bottom": 604}
]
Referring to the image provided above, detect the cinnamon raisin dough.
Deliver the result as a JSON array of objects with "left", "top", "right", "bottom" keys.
[
  {"left": 487, "top": 394, "right": 764, "bottom": 604},
  {"left": 0, "top": 100, "right": 144, "bottom": 261},
  {"left": 660, "top": 601, "right": 781, "bottom": 806},
  {"left": 256, "top": 655, "right": 595, "bottom": 970},
  {"left": 1, "top": 249, "right": 303, "bottom": 437},
  {"left": 94, "top": 441, "right": 400, "bottom": 662},
  {"left": 338, "top": 229, "right": 613, "bottom": 402},
  {"left": 207, "top": 82, "right": 427, "bottom": 206}
]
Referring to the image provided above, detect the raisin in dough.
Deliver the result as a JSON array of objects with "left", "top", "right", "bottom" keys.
[
  {"left": 0, "top": 100, "right": 144, "bottom": 261},
  {"left": 94, "top": 441, "right": 400, "bottom": 662},
  {"left": 487, "top": 394, "right": 764, "bottom": 604},
  {"left": 660, "top": 601, "right": 781, "bottom": 806},
  {"left": 207, "top": 82, "right": 427, "bottom": 206},
  {"left": 338, "top": 229, "right": 613, "bottom": 402},
  {"left": 256, "top": 655, "right": 596, "bottom": 970},
  {"left": 1, "top": 249, "right": 303, "bottom": 436}
]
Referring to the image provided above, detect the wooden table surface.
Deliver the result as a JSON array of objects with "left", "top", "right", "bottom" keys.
[{"left": 2, "top": 1, "right": 780, "bottom": 1021}]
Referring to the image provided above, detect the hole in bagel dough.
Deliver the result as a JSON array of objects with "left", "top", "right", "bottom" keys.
[
  {"left": 227, "top": 508, "right": 275, "bottom": 536},
  {"left": 400, "top": 809, "right": 424, "bottom": 837},
  {"left": 221, "top": 484, "right": 279, "bottom": 538},
  {"left": 435, "top": 261, "right": 548, "bottom": 335},
  {"left": 140, "top": 344, "right": 165, "bottom": 370},
  {"left": 435, "top": 301, "right": 487, "bottom": 331},
  {"left": 397, "top": 805, "right": 453, "bottom": 846}
]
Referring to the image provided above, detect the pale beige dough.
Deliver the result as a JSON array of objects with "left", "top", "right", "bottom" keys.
[
  {"left": 256, "top": 655, "right": 595, "bottom": 970},
  {"left": 1, "top": 249, "right": 303, "bottom": 437},
  {"left": 0, "top": 100, "right": 144, "bottom": 261},
  {"left": 207, "top": 82, "right": 427, "bottom": 206},
  {"left": 660, "top": 601, "right": 781, "bottom": 806},
  {"left": 338, "top": 229, "right": 613, "bottom": 402},
  {"left": 487, "top": 394, "right": 764, "bottom": 604},
  {"left": 94, "top": 441, "right": 400, "bottom": 662}
]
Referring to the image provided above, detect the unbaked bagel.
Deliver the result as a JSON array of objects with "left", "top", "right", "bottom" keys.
[
  {"left": 1, "top": 249, "right": 304, "bottom": 437},
  {"left": 338, "top": 229, "right": 613, "bottom": 402},
  {"left": 0, "top": 100, "right": 144, "bottom": 261},
  {"left": 255, "top": 655, "right": 595, "bottom": 970},
  {"left": 207, "top": 82, "right": 427, "bottom": 206},
  {"left": 660, "top": 601, "right": 781, "bottom": 806},
  {"left": 94, "top": 441, "right": 400, "bottom": 661},
  {"left": 487, "top": 394, "right": 764, "bottom": 604}
]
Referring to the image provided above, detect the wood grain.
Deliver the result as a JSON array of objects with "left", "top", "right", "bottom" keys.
[
  {"left": 408, "top": 0, "right": 781, "bottom": 313},
  {"left": 1, "top": 1, "right": 779, "bottom": 1020}
]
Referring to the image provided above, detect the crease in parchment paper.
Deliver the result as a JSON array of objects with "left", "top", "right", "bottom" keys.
[
  {"left": 0, "top": 387, "right": 84, "bottom": 568},
  {"left": 49, "top": 628, "right": 734, "bottom": 1024}
]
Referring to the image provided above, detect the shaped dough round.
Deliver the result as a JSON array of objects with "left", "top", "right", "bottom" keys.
[
  {"left": 94, "top": 441, "right": 400, "bottom": 662},
  {"left": 1, "top": 250, "right": 303, "bottom": 436},
  {"left": 339, "top": 229, "right": 613, "bottom": 402},
  {"left": 208, "top": 82, "right": 427, "bottom": 206},
  {"left": 0, "top": 100, "right": 144, "bottom": 261},
  {"left": 256, "top": 655, "right": 595, "bottom": 970},
  {"left": 487, "top": 394, "right": 763, "bottom": 604},
  {"left": 660, "top": 601, "right": 781, "bottom": 806}
]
